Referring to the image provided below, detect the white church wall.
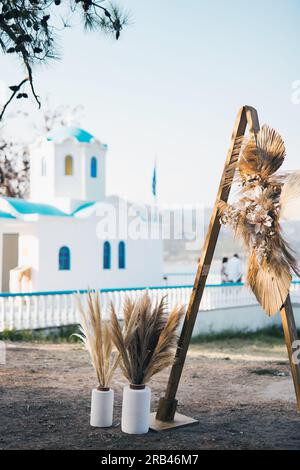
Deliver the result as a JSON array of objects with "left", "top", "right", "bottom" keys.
[
  {"left": 1, "top": 126, "right": 163, "bottom": 293},
  {"left": 18, "top": 233, "right": 40, "bottom": 291},
  {"left": 30, "top": 137, "right": 106, "bottom": 206},
  {"left": 82, "top": 142, "right": 106, "bottom": 201},
  {"left": 0, "top": 213, "right": 164, "bottom": 293},
  {"left": 54, "top": 139, "right": 85, "bottom": 200},
  {"left": 0, "top": 219, "right": 38, "bottom": 292},
  {"left": 34, "top": 217, "right": 86, "bottom": 291},
  {"left": 99, "top": 238, "right": 164, "bottom": 289},
  {"left": 30, "top": 140, "right": 55, "bottom": 202},
  {"left": 32, "top": 216, "right": 163, "bottom": 292}
]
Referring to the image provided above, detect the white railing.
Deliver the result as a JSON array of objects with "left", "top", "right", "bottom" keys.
[
  {"left": 0, "top": 282, "right": 300, "bottom": 332},
  {"left": 163, "top": 272, "right": 220, "bottom": 286}
]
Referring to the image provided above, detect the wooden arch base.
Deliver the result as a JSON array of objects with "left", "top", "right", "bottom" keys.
[{"left": 150, "top": 106, "right": 300, "bottom": 431}]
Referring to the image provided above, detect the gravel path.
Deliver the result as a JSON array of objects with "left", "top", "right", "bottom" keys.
[{"left": 1, "top": 340, "right": 300, "bottom": 450}]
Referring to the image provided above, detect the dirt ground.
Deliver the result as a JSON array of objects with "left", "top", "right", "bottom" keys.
[{"left": 1, "top": 339, "right": 300, "bottom": 450}]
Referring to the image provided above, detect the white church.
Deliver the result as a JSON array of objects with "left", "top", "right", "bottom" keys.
[{"left": 0, "top": 127, "right": 163, "bottom": 293}]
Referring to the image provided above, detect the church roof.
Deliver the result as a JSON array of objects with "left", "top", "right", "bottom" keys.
[
  {"left": 47, "top": 126, "right": 95, "bottom": 144},
  {"left": 1, "top": 198, "right": 69, "bottom": 217},
  {"left": 72, "top": 201, "right": 97, "bottom": 215},
  {"left": 0, "top": 197, "right": 100, "bottom": 218},
  {"left": 0, "top": 210, "right": 16, "bottom": 219},
  {"left": 0, "top": 197, "right": 157, "bottom": 223}
]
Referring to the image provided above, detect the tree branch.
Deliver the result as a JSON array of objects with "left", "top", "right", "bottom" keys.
[
  {"left": 0, "top": 0, "right": 127, "bottom": 120},
  {"left": 0, "top": 78, "right": 29, "bottom": 121},
  {"left": 22, "top": 54, "right": 41, "bottom": 109}
]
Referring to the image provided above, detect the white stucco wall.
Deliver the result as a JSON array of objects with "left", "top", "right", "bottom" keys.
[
  {"left": 82, "top": 142, "right": 106, "bottom": 201},
  {"left": 30, "top": 140, "right": 55, "bottom": 201},
  {"left": 192, "top": 304, "right": 300, "bottom": 335},
  {"left": 21, "top": 216, "right": 163, "bottom": 292},
  {"left": 30, "top": 137, "right": 106, "bottom": 205},
  {"left": 18, "top": 233, "right": 39, "bottom": 289},
  {"left": 0, "top": 218, "right": 38, "bottom": 291},
  {"left": 2, "top": 129, "right": 163, "bottom": 293}
]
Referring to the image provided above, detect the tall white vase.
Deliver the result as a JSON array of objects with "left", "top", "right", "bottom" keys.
[
  {"left": 121, "top": 384, "right": 151, "bottom": 434},
  {"left": 90, "top": 388, "right": 114, "bottom": 428}
]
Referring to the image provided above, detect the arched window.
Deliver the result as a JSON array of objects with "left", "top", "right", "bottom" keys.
[
  {"left": 65, "top": 155, "right": 73, "bottom": 176},
  {"left": 41, "top": 157, "right": 47, "bottom": 176},
  {"left": 90, "top": 156, "right": 97, "bottom": 178},
  {"left": 103, "top": 241, "right": 111, "bottom": 270},
  {"left": 118, "top": 241, "right": 126, "bottom": 269},
  {"left": 59, "top": 246, "right": 70, "bottom": 270}
]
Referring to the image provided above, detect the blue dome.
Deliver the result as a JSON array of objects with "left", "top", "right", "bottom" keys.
[{"left": 47, "top": 126, "right": 95, "bottom": 143}]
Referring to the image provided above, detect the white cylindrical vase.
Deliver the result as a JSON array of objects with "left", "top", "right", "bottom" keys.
[
  {"left": 121, "top": 384, "right": 151, "bottom": 434},
  {"left": 90, "top": 387, "right": 114, "bottom": 428}
]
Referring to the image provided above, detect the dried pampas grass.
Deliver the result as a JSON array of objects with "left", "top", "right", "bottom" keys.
[
  {"left": 110, "top": 292, "right": 184, "bottom": 385},
  {"left": 75, "top": 291, "right": 118, "bottom": 388}
]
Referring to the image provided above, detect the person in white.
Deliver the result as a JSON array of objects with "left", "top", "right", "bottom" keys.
[
  {"left": 221, "top": 257, "right": 229, "bottom": 283},
  {"left": 226, "top": 254, "right": 242, "bottom": 283}
]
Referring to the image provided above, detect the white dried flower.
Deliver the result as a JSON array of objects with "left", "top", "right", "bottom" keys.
[{"left": 246, "top": 206, "right": 273, "bottom": 234}]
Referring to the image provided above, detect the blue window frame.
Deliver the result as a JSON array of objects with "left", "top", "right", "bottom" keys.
[
  {"left": 59, "top": 246, "right": 70, "bottom": 270},
  {"left": 103, "top": 241, "right": 111, "bottom": 269},
  {"left": 118, "top": 241, "right": 126, "bottom": 269},
  {"left": 91, "top": 156, "right": 97, "bottom": 178}
]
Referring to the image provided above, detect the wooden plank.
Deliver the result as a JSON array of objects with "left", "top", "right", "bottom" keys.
[
  {"left": 155, "top": 106, "right": 260, "bottom": 423},
  {"left": 280, "top": 295, "right": 300, "bottom": 412},
  {"left": 149, "top": 412, "right": 198, "bottom": 432},
  {"left": 155, "top": 106, "right": 300, "bottom": 428}
]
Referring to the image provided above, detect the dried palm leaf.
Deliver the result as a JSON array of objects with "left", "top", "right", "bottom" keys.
[
  {"left": 143, "top": 304, "right": 184, "bottom": 383},
  {"left": 239, "top": 125, "right": 285, "bottom": 182},
  {"left": 75, "top": 291, "right": 118, "bottom": 388},
  {"left": 280, "top": 171, "right": 300, "bottom": 220},
  {"left": 123, "top": 296, "right": 135, "bottom": 329},
  {"left": 110, "top": 292, "right": 184, "bottom": 385},
  {"left": 110, "top": 303, "right": 133, "bottom": 382},
  {"left": 218, "top": 125, "right": 299, "bottom": 316},
  {"left": 247, "top": 251, "right": 291, "bottom": 316}
]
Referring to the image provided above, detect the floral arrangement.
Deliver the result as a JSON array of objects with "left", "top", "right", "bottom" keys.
[{"left": 218, "top": 125, "right": 300, "bottom": 315}]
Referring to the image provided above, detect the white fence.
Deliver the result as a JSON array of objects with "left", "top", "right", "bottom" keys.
[
  {"left": 1, "top": 282, "right": 300, "bottom": 332},
  {"left": 163, "top": 272, "right": 220, "bottom": 286}
]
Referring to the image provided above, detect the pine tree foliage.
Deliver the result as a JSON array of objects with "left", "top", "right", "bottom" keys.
[{"left": 0, "top": 1, "right": 128, "bottom": 120}]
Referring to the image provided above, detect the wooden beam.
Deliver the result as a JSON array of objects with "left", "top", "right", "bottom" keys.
[
  {"left": 153, "top": 106, "right": 260, "bottom": 426},
  {"left": 280, "top": 295, "right": 300, "bottom": 412},
  {"left": 149, "top": 412, "right": 198, "bottom": 432},
  {"left": 152, "top": 105, "right": 300, "bottom": 430}
]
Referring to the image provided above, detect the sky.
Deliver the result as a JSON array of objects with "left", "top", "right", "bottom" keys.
[{"left": 1, "top": 0, "right": 300, "bottom": 207}]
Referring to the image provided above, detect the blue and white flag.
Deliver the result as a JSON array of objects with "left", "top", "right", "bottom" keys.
[{"left": 152, "top": 163, "right": 157, "bottom": 197}]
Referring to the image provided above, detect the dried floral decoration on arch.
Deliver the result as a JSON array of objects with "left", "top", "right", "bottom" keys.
[{"left": 218, "top": 125, "right": 300, "bottom": 316}]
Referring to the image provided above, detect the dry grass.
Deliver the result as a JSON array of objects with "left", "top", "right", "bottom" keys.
[
  {"left": 110, "top": 292, "right": 184, "bottom": 385},
  {"left": 75, "top": 291, "right": 117, "bottom": 388}
]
